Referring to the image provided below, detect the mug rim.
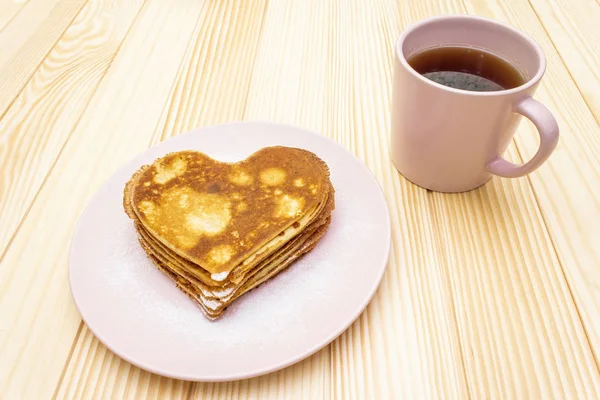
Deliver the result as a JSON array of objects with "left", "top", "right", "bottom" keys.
[{"left": 395, "top": 15, "right": 547, "bottom": 97}]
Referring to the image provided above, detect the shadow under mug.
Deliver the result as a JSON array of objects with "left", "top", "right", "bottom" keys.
[{"left": 390, "top": 15, "right": 559, "bottom": 193}]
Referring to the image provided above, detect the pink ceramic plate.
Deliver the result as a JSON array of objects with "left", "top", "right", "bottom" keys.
[{"left": 69, "top": 122, "right": 391, "bottom": 381}]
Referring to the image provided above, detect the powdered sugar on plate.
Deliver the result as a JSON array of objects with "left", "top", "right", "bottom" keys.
[{"left": 69, "top": 122, "right": 391, "bottom": 380}]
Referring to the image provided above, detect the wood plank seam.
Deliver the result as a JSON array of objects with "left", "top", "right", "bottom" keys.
[
  {"left": 148, "top": 0, "right": 212, "bottom": 146},
  {"left": 0, "top": 0, "right": 30, "bottom": 35},
  {"left": 426, "top": 192, "right": 474, "bottom": 399},
  {"left": 525, "top": 174, "right": 600, "bottom": 373},
  {"left": 150, "top": 0, "right": 272, "bottom": 150},
  {"left": 0, "top": 0, "right": 148, "bottom": 264},
  {"left": 504, "top": 112, "right": 584, "bottom": 365},
  {"left": 50, "top": 0, "right": 275, "bottom": 396},
  {"left": 496, "top": 0, "right": 600, "bottom": 373},
  {"left": 137, "top": 4, "right": 269, "bottom": 396},
  {"left": 464, "top": 0, "right": 600, "bottom": 342},
  {"left": 0, "top": 0, "right": 90, "bottom": 122},
  {"left": 525, "top": 0, "right": 600, "bottom": 127},
  {"left": 44, "top": 1, "right": 188, "bottom": 394},
  {"left": 239, "top": 0, "right": 271, "bottom": 120},
  {"left": 51, "top": 321, "right": 84, "bottom": 400},
  {"left": 150, "top": 0, "right": 259, "bottom": 145}
]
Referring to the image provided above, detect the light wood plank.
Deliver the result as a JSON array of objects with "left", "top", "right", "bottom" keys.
[
  {"left": 527, "top": 0, "right": 600, "bottom": 121},
  {"left": 0, "top": 0, "right": 31, "bottom": 32},
  {"left": 462, "top": 0, "right": 600, "bottom": 375},
  {"left": 0, "top": 0, "right": 211, "bottom": 397},
  {"left": 0, "top": 0, "right": 145, "bottom": 257},
  {"left": 0, "top": 0, "right": 88, "bottom": 117},
  {"left": 242, "top": 0, "right": 468, "bottom": 398},
  {"left": 190, "top": 1, "right": 344, "bottom": 398},
  {"left": 233, "top": 0, "right": 600, "bottom": 396},
  {"left": 153, "top": 0, "right": 268, "bottom": 140},
  {"left": 431, "top": 170, "right": 600, "bottom": 398},
  {"left": 2, "top": 0, "right": 598, "bottom": 398},
  {"left": 54, "top": 327, "right": 191, "bottom": 399},
  {"left": 56, "top": 0, "right": 270, "bottom": 397},
  {"left": 389, "top": 0, "right": 600, "bottom": 396}
]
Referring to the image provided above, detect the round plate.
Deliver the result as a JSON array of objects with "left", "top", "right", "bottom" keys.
[{"left": 69, "top": 122, "right": 391, "bottom": 381}]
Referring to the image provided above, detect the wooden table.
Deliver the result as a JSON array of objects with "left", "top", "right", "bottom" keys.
[{"left": 1, "top": 0, "right": 600, "bottom": 398}]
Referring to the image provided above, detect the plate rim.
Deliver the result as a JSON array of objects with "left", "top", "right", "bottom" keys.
[{"left": 68, "top": 121, "right": 392, "bottom": 381}]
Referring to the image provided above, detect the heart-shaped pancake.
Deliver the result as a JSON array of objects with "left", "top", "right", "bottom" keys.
[{"left": 123, "top": 146, "right": 334, "bottom": 319}]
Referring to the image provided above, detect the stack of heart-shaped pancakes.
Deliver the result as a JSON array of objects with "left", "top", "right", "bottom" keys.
[{"left": 123, "top": 146, "right": 334, "bottom": 320}]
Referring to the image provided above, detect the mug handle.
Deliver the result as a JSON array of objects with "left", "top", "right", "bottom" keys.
[{"left": 486, "top": 97, "right": 559, "bottom": 178}]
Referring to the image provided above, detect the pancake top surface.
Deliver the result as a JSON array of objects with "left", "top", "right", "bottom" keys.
[{"left": 128, "top": 146, "right": 330, "bottom": 275}]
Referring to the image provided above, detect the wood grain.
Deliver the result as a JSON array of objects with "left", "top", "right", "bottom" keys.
[
  {"left": 379, "top": 0, "right": 600, "bottom": 397},
  {"left": 0, "top": 0, "right": 599, "bottom": 398},
  {"left": 463, "top": 0, "right": 600, "bottom": 379},
  {"left": 0, "top": 0, "right": 209, "bottom": 397},
  {"left": 55, "top": 327, "right": 191, "bottom": 399},
  {"left": 0, "top": 0, "right": 31, "bottom": 32},
  {"left": 527, "top": 0, "right": 600, "bottom": 120},
  {"left": 191, "top": 0, "right": 341, "bottom": 397},
  {"left": 431, "top": 171, "right": 600, "bottom": 398},
  {"left": 242, "top": 1, "right": 467, "bottom": 398},
  {"left": 0, "top": 0, "right": 87, "bottom": 117},
  {"left": 56, "top": 0, "right": 272, "bottom": 397},
  {"left": 0, "top": 0, "right": 145, "bottom": 257}
]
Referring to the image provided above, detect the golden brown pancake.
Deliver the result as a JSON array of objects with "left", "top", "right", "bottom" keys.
[
  {"left": 134, "top": 187, "right": 334, "bottom": 304},
  {"left": 134, "top": 198, "right": 331, "bottom": 300},
  {"left": 138, "top": 215, "right": 331, "bottom": 319},
  {"left": 125, "top": 147, "right": 330, "bottom": 279},
  {"left": 145, "top": 220, "right": 330, "bottom": 319},
  {"left": 123, "top": 146, "right": 334, "bottom": 319}
]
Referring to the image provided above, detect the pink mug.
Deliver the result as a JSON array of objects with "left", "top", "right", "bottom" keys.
[{"left": 390, "top": 15, "right": 559, "bottom": 192}]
